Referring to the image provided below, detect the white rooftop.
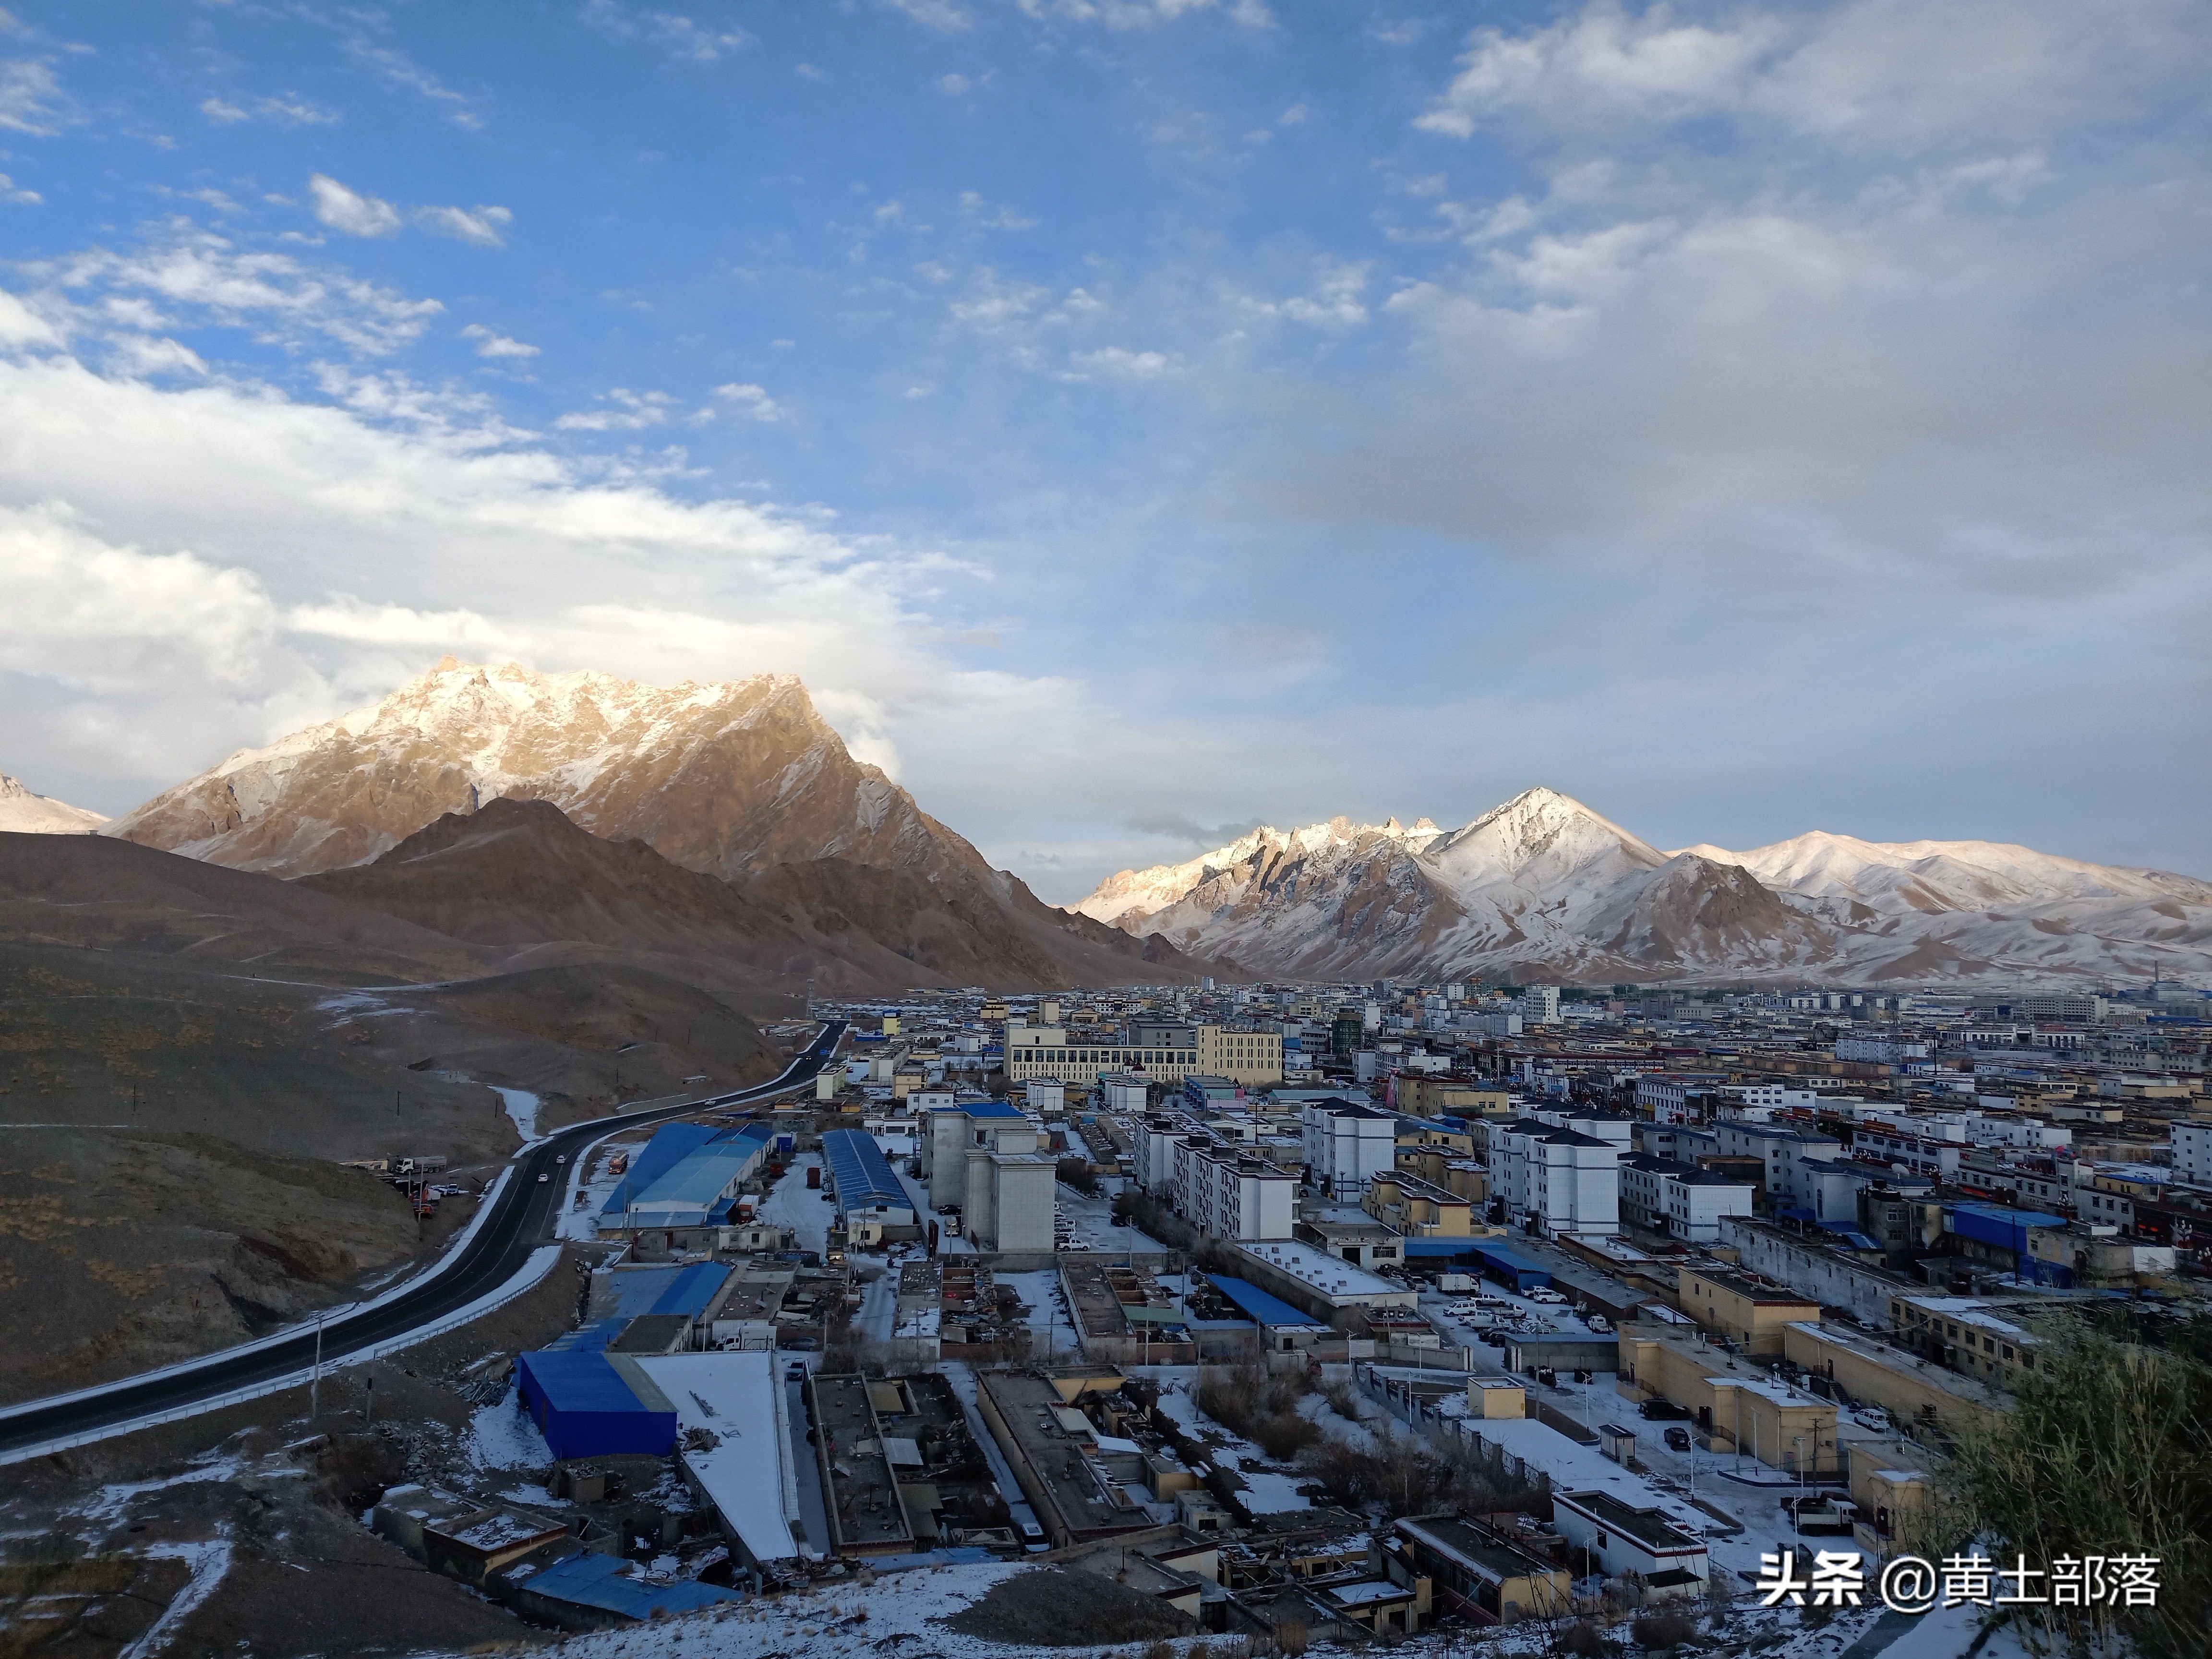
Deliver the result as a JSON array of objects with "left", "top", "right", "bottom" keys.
[
  {"left": 1233, "top": 1238, "right": 1402, "bottom": 1300},
  {"left": 632, "top": 1352, "right": 809, "bottom": 1564}
]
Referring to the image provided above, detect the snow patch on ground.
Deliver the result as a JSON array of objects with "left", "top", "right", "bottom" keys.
[
  {"left": 466, "top": 1394, "right": 553, "bottom": 1471},
  {"left": 119, "top": 1537, "right": 233, "bottom": 1659},
  {"left": 491, "top": 1085, "right": 541, "bottom": 1143},
  {"left": 753, "top": 1154, "right": 830, "bottom": 1256},
  {"left": 71, "top": 1455, "right": 248, "bottom": 1529}
]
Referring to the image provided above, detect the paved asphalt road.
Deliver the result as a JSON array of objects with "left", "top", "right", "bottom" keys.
[{"left": 0, "top": 1019, "right": 847, "bottom": 1460}]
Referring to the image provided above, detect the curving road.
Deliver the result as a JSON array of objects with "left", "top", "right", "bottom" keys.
[{"left": 0, "top": 1019, "right": 847, "bottom": 1462}]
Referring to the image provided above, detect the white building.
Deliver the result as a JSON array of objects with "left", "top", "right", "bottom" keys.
[
  {"left": 1659, "top": 1170, "right": 1758, "bottom": 1243},
  {"left": 1551, "top": 1490, "right": 1708, "bottom": 1598},
  {"left": 1495, "top": 1119, "right": 1620, "bottom": 1237},
  {"left": 2173, "top": 1120, "right": 2212, "bottom": 1188},
  {"left": 1175, "top": 1139, "right": 1298, "bottom": 1241},
  {"left": 1302, "top": 1100, "right": 1398, "bottom": 1202},
  {"left": 1711, "top": 1120, "right": 1846, "bottom": 1211}
]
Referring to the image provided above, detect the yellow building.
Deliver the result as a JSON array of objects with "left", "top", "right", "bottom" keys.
[
  {"left": 1363, "top": 1170, "right": 1476, "bottom": 1236},
  {"left": 1003, "top": 1022, "right": 1283, "bottom": 1087},
  {"left": 1781, "top": 1319, "right": 2003, "bottom": 1438},
  {"left": 1395, "top": 1077, "right": 1513, "bottom": 1119},
  {"left": 1676, "top": 1266, "right": 1822, "bottom": 1356},
  {"left": 1395, "top": 1145, "right": 1489, "bottom": 1204},
  {"left": 1616, "top": 1324, "right": 1841, "bottom": 1475}
]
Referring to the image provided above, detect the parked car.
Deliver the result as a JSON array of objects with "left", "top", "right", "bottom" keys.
[
  {"left": 1638, "top": 1398, "right": 1693, "bottom": 1420},
  {"left": 1663, "top": 1426, "right": 1693, "bottom": 1452}
]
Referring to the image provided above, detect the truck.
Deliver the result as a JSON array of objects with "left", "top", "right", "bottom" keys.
[{"left": 1437, "top": 1273, "right": 1478, "bottom": 1292}]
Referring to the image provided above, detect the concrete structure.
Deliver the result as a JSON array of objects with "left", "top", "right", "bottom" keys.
[
  {"left": 1362, "top": 1169, "right": 1475, "bottom": 1236},
  {"left": 1003, "top": 1020, "right": 1283, "bottom": 1087},
  {"left": 1303, "top": 1099, "right": 1398, "bottom": 1202},
  {"left": 1393, "top": 1515, "right": 1570, "bottom": 1627},
  {"left": 972, "top": 1371, "right": 1159, "bottom": 1549},
  {"left": 1493, "top": 1119, "right": 1620, "bottom": 1237},
  {"left": 1550, "top": 1490, "right": 1707, "bottom": 1597},
  {"left": 1615, "top": 1323, "right": 1841, "bottom": 1474},
  {"left": 1660, "top": 1169, "right": 1757, "bottom": 1242},
  {"left": 632, "top": 1352, "right": 811, "bottom": 1579},
  {"left": 1227, "top": 1238, "right": 1418, "bottom": 1321},
  {"left": 1675, "top": 1266, "right": 1822, "bottom": 1355}
]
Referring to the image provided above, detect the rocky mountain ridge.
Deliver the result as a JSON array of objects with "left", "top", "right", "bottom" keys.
[
  {"left": 0, "top": 772, "right": 108, "bottom": 834},
  {"left": 103, "top": 660, "right": 1211, "bottom": 991},
  {"left": 1072, "top": 787, "right": 2212, "bottom": 986}
]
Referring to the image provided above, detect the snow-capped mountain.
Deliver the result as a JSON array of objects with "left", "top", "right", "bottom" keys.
[
  {"left": 1071, "top": 788, "right": 2212, "bottom": 986},
  {"left": 0, "top": 773, "right": 108, "bottom": 835},
  {"left": 106, "top": 659, "right": 977, "bottom": 882},
  {"left": 101, "top": 659, "right": 1214, "bottom": 990}
]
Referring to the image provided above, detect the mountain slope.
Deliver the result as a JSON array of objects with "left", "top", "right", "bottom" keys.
[
  {"left": 105, "top": 658, "right": 977, "bottom": 882},
  {"left": 113, "top": 661, "right": 1215, "bottom": 989},
  {"left": 298, "top": 796, "right": 1206, "bottom": 995},
  {"left": 0, "top": 773, "right": 107, "bottom": 834},
  {"left": 1072, "top": 790, "right": 2212, "bottom": 986}
]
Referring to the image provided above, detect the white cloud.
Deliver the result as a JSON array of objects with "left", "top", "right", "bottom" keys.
[
  {"left": 346, "top": 38, "right": 483, "bottom": 129},
  {"left": 1278, "top": 102, "right": 1309, "bottom": 124},
  {"left": 0, "top": 56, "right": 72, "bottom": 134},
  {"left": 201, "top": 93, "right": 338, "bottom": 126},
  {"left": 461, "top": 322, "right": 540, "bottom": 359},
  {"left": 36, "top": 223, "right": 444, "bottom": 355},
  {"left": 1062, "top": 346, "right": 1180, "bottom": 381},
  {"left": 309, "top": 173, "right": 402, "bottom": 238},
  {"left": 1012, "top": 0, "right": 1271, "bottom": 28},
  {"left": 0, "top": 342, "right": 1070, "bottom": 819},
  {"left": 582, "top": 2, "right": 753, "bottom": 62},
  {"left": 555, "top": 387, "right": 675, "bottom": 431},
  {"left": 414, "top": 203, "right": 512, "bottom": 247},
  {"left": 0, "top": 170, "right": 37, "bottom": 204},
  {"left": 712, "top": 382, "right": 785, "bottom": 421},
  {"left": 959, "top": 191, "right": 1037, "bottom": 230},
  {"left": 937, "top": 73, "right": 970, "bottom": 95},
  {"left": 884, "top": 0, "right": 972, "bottom": 32}
]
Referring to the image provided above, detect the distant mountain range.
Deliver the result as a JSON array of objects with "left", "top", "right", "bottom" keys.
[
  {"left": 12, "top": 669, "right": 2207, "bottom": 993},
  {"left": 0, "top": 773, "right": 107, "bottom": 835},
  {"left": 1070, "top": 787, "right": 2212, "bottom": 986},
  {"left": 80, "top": 658, "right": 1210, "bottom": 996}
]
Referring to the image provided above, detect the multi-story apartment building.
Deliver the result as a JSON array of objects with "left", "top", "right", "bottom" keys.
[
  {"left": 1003, "top": 1019, "right": 1283, "bottom": 1087},
  {"left": 1171, "top": 1136, "right": 1297, "bottom": 1242},
  {"left": 1493, "top": 1118, "right": 1620, "bottom": 1237},
  {"left": 2172, "top": 1119, "right": 2212, "bottom": 1187},
  {"left": 1302, "top": 1099, "right": 1398, "bottom": 1202},
  {"left": 1710, "top": 1120, "right": 1845, "bottom": 1211}
]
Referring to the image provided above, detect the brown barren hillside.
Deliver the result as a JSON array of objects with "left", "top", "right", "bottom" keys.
[{"left": 301, "top": 795, "right": 1220, "bottom": 993}]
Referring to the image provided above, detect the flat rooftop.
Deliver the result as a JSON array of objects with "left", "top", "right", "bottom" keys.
[
  {"left": 1681, "top": 1265, "right": 1822, "bottom": 1305},
  {"left": 810, "top": 1371, "right": 914, "bottom": 1551},
  {"left": 1234, "top": 1238, "right": 1403, "bottom": 1301}
]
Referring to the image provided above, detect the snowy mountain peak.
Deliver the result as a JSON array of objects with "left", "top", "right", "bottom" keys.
[
  {"left": 1069, "top": 788, "right": 2212, "bottom": 986},
  {"left": 105, "top": 660, "right": 928, "bottom": 880},
  {"left": 0, "top": 773, "right": 108, "bottom": 835}
]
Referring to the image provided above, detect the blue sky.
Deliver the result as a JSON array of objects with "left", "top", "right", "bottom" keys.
[{"left": 1, "top": 0, "right": 2207, "bottom": 899}]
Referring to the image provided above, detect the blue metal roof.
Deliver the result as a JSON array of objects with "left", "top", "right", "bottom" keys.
[
  {"left": 602, "top": 1122, "right": 719, "bottom": 1214},
  {"left": 516, "top": 1551, "right": 743, "bottom": 1618},
  {"left": 518, "top": 1349, "right": 651, "bottom": 1414},
  {"left": 544, "top": 1317, "right": 627, "bottom": 1352},
  {"left": 630, "top": 1142, "right": 760, "bottom": 1211},
  {"left": 927, "top": 1098, "right": 1026, "bottom": 1119},
  {"left": 821, "top": 1128, "right": 908, "bottom": 1211},
  {"left": 1948, "top": 1201, "right": 2066, "bottom": 1230},
  {"left": 600, "top": 1267, "right": 682, "bottom": 1316},
  {"left": 649, "top": 1261, "right": 732, "bottom": 1319},
  {"left": 1400, "top": 1238, "right": 1483, "bottom": 1258},
  {"left": 1205, "top": 1274, "right": 1328, "bottom": 1329}
]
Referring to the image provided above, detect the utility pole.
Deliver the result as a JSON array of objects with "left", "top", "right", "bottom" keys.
[{"left": 364, "top": 1371, "right": 374, "bottom": 1427}]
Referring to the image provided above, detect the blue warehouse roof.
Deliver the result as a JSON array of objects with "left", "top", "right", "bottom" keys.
[
  {"left": 519, "top": 1349, "right": 650, "bottom": 1414},
  {"left": 602, "top": 1122, "right": 719, "bottom": 1214},
  {"left": 821, "top": 1128, "right": 908, "bottom": 1212},
  {"left": 1205, "top": 1274, "right": 1329, "bottom": 1330},
  {"left": 626, "top": 1125, "right": 775, "bottom": 1213},
  {"left": 514, "top": 1551, "right": 743, "bottom": 1620},
  {"left": 649, "top": 1261, "right": 732, "bottom": 1319}
]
